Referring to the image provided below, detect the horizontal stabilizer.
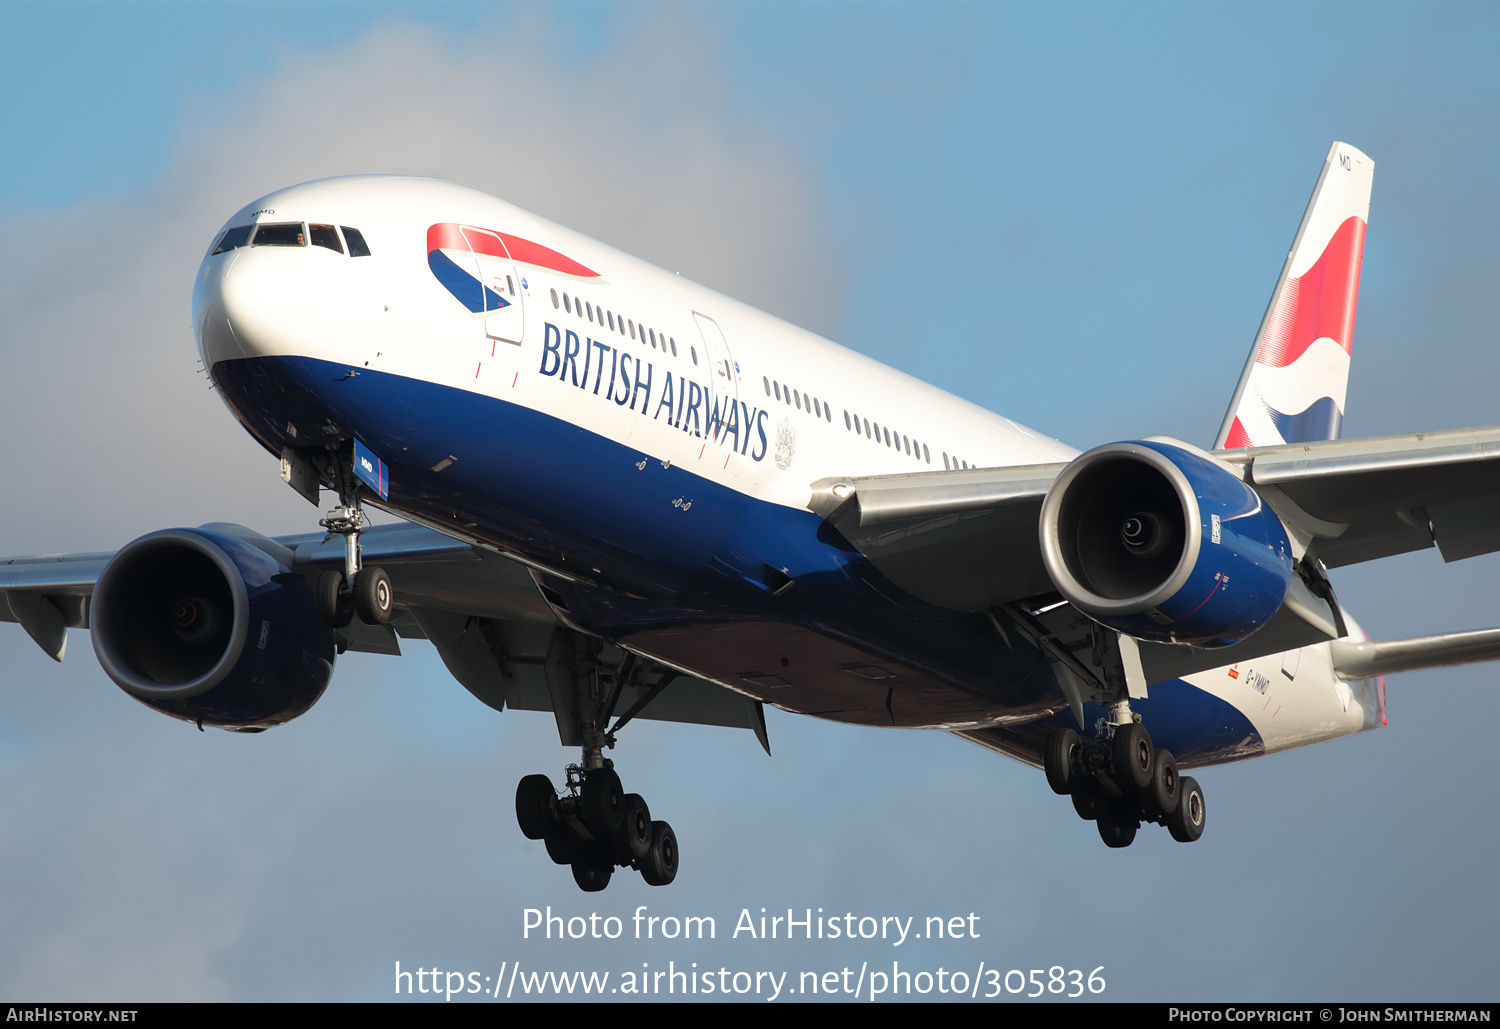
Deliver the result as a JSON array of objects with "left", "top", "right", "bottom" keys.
[{"left": 1330, "top": 627, "right": 1500, "bottom": 679}]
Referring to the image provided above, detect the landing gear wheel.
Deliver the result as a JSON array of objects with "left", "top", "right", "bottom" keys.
[
  {"left": 1143, "top": 748, "right": 1180, "bottom": 820},
  {"left": 1168, "top": 776, "right": 1206, "bottom": 843},
  {"left": 1112, "top": 722, "right": 1154, "bottom": 793},
  {"left": 1044, "top": 728, "right": 1082, "bottom": 795},
  {"left": 572, "top": 860, "right": 612, "bottom": 892},
  {"left": 613, "top": 793, "right": 653, "bottom": 864},
  {"left": 544, "top": 826, "right": 578, "bottom": 866},
  {"left": 516, "top": 774, "right": 557, "bottom": 840},
  {"left": 640, "top": 820, "right": 678, "bottom": 886},
  {"left": 315, "top": 570, "right": 353, "bottom": 629},
  {"left": 354, "top": 566, "right": 394, "bottom": 625},
  {"left": 1070, "top": 778, "right": 1108, "bottom": 821},
  {"left": 1096, "top": 807, "right": 1139, "bottom": 848},
  {"left": 582, "top": 767, "right": 625, "bottom": 836}
]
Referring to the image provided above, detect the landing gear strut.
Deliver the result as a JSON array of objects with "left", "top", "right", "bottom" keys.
[
  {"left": 314, "top": 449, "right": 392, "bottom": 629},
  {"left": 514, "top": 633, "right": 680, "bottom": 890}
]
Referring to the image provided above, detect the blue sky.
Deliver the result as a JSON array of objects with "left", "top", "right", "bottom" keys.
[{"left": 1, "top": 0, "right": 1497, "bottom": 1002}]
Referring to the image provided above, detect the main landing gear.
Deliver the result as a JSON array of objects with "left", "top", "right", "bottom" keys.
[
  {"left": 1044, "top": 703, "right": 1206, "bottom": 848},
  {"left": 516, "top": 763, "right": 678, "bottom": 891},
  {"left": 514, "top": 636, "right": 680, "bottom": 891}
]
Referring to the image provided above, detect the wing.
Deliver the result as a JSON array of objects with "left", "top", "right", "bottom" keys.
[
  {"left": 811, "top": 424, "right": 1500, "bottom": 682},
  {"left": 0, "top": 520, "right": 771, "bottom": 746}
]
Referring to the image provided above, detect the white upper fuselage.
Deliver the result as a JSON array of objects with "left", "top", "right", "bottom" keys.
[{"left": 194, "top": 175, "right": 1076, "bottom": 514}]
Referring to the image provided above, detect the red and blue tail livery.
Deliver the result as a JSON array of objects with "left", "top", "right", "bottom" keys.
[{"left": 1217, "top": 142, "right": 1373, "bottom": 450}]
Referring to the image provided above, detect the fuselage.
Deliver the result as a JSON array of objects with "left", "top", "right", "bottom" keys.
[{"left": 192, "top": 175, "right": 1382, "bottom": 767}]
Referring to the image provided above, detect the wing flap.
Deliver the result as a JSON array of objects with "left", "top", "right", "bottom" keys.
[{"left": 1238, "top": 425, "right": 1500, "bottom": 567}]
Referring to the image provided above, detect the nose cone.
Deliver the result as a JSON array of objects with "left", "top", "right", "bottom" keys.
[{"left": 196, "top": 245, "right": 330, "bottom": 369}]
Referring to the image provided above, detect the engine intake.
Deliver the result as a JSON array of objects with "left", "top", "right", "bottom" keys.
[
  {"left": 1039, "top": 439, "right": 1293, "bottom": 647},
  {"left": 91, "top": 528, "right": 335, "bottom": 731}
]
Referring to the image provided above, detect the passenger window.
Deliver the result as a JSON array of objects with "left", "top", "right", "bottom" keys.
[
  {"left": 904, "top": 435, "right": 910, "bottom": 455},
  {"left": 341, "top": 227, "right": 371, "bottom": 256},
  {"left": 764, "top": 377, "right": 772, "bottom": 396},
  {"left": 309, "top": 224, "right": 343, "bottom": 253},
  {"left": 649, "top": 329, "right": 657, "bottom": 348},
  {"left": 691, "top": 347, "right": 698, "bottom": 365},
  {"left": 608, "top": 311, "right": 615, "bottom": 330},
  {"left": 550, "top": 289, "right": 560, "bottom": 309},
  {"left": 774, "top": 382, "right": 782, "bottom": 400},
  {"left": 923, "top": 444, "right": 930, "bottom": 463},
  {"left": 564, "top": 293, "right": 572, "bottom": 314},
  {"left": 629, "top": 319, "right": 636, "bottom": 339},
  {"left": 586, "top": 302, "right": 594, "bottom": 322},
  {"left": 211, "top": 225, "right": 253, "bottom": 255},
  {"left": 844, "top": 411, "right": 850, "bottom": 429},
  {"left": 670, "top": 338, "right": 677, "bottom": 356},
  {"left": 253, "top": 222, "right": 306, "bottom": 247}
]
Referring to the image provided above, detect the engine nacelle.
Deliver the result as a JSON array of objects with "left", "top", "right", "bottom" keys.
[
  {"left": 1039, "top": 439, "right": 1294, "bottom": 647},
  {"left": 91, "top": 528, "right": 335, "bottom": 731}
]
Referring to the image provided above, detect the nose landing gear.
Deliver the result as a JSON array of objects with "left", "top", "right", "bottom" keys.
[{"left": 312, "top": 451, "right": 393, "bottom": 629}]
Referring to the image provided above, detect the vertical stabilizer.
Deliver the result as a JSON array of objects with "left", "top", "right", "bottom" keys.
[{"left": 1215, "top": 142, "right": 1373, "bottom": 450}]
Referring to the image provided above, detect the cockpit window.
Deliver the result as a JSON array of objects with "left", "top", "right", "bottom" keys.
[
  {"left": 253, "top": 222, "right": 306, "bottom": 247},
  {"left": 211, "top": 225, "right": 253, "bottom": 255},
  {"left": 341, "top": 226, "right": 371, "bottom": 257},
  {"left": 309, "top": 224, "right": 343, "bottom": 254}
]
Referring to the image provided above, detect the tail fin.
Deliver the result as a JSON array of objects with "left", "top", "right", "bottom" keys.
[{"left": 1214, "top": 142, "right": 1374, "bottom": 450}]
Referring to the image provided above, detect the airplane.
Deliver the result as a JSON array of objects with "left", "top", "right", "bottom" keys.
[{"left": 5, "top": 140, "right": 1500, "bottom": 891}]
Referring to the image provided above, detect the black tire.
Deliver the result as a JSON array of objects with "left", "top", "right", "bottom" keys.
[
  {"left": 515, "top": 774, "right": 556, "bottom": 840},
  {"left": 353, "top": 566, "right": 394, "bottom": 625},
  {"left": 544, "top": 825, "right": 578, "bottom": 866},
  {"left": 640, "top": 820, "right": 679, "bottom": 886},
  {"left": 1168, "top": 776, "right": 1207, "bottom": 843},
  {"left": 316, "top": 570, "right": 353, "bottom": 629},
  {"left": 582, "top": 767, "right": 625, "bottom": 836},
  {"left": 1044, "top": 728, "right": 1081, "bottom": 795},
  {"left": 1142, "top": 748, "right": 1180, "bottom": 820},
  {"left": 1069, "top": 777, "right": 1108, "bottom": 820},
  {"left": 572, "top": 860, "right": 612, "bottom": 892},
  {"left": 612, "top": 793, "right": 653, "bottom": 864},
  {"left": 1096, "top": 808, "right": 1139, "bottom": 848},
  {"left": 1111, "top": 722, "right": 1153, "bottom": 793}
]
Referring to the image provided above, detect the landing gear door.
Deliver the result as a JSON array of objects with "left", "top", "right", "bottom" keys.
[{"left": 460, "top": 226, "right": 525, "bottom": 346}]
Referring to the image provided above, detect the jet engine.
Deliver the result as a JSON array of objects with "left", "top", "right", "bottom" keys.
[
  {"left": 91, "top": 528, "right": 335, "bottom": 731},
  {"left": 1039, "top": 439, "right": 1294, "bottom": 647}
]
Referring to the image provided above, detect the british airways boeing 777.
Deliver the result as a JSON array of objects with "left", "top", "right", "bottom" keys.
[{"left": 6, "top": 142, "right": 1498, "bottom": 890}]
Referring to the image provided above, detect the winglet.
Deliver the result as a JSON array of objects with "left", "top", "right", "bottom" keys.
[{"left": 1215, "top": 142, "right": 1374, "bottom": 449}]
